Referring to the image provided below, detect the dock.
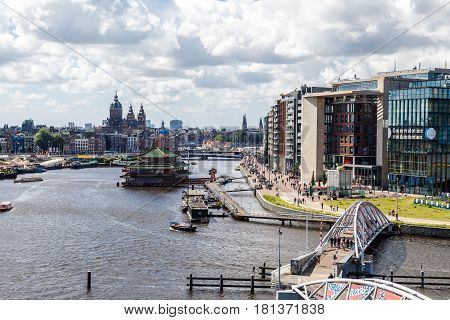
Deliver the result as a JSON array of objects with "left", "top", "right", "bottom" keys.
[{"left": 205, "top": 182, "right": 336, "bottom": 225}]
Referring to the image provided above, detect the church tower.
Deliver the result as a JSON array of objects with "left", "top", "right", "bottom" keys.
[
  {"left": 137, "top": 103, "right": 146, "bottom": 127},
  {"left": 126, "top": 103, "right": 136, "bottom": 121},
  {"left": 242, "top": 114, "right": 248, "bottom": 131},
  {"left": 109, "top": 91, "right": 123, "bottom": 127}
]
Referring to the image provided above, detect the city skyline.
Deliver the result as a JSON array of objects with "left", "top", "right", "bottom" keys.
[{"left": 0, "top": 0, "right": 448, "bottom": 127}]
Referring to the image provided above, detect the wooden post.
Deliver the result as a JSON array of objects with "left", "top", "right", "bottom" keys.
[
  {"left": 421, "top": 271, "right": 424, "bottom": 288},
  {"left": 261, "top": 262, "right": 266, "bottom": 279},
  {"left": 87, "top": 270, "right": 91, "bottom": 291},
  {"left": 189, "top": 273, "right": 193, "bottom": 291},
  {"left": 191, "top": 185, "right": 194, "bottom": 190},
  {"left": 390, "top": 270, "right": 394, "bottom": 283},
  {"left": 250, "top": 274, "right": 255, "bottom": 293},
  {"left": 116, "top": 182, "right": 119, "bottom": 187},
  {"left": 219, "top": 274, "right": 224, "bottom": 292},
  {"left": 281, "top": 220, "right": 285, "bottom": 226}
]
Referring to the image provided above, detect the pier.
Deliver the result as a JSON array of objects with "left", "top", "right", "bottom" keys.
[{"left": 205, "top": 181, "right": 336, "bottom": 225}]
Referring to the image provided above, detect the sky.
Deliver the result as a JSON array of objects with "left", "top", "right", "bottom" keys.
[{"left": 0, "top": 0, "right": 448, "bottom": 128}]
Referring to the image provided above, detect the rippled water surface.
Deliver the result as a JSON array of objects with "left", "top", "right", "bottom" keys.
[{"left": 0, "top": 160, "right": 448, "bottom": 299}]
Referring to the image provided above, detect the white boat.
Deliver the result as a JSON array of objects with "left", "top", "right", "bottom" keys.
[{"left": 0, "top": 202, "right": 12, "bottom": 212}]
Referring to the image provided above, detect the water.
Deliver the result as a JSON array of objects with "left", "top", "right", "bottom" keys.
[{"left": 0, "top": 160, "right": 448, "bottom": 299}]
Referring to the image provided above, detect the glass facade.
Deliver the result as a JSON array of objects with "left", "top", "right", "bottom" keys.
[
  {"left": 334, "top": 80, "right": 378, "bottom": 92},
  {"left": 388, "top": 77, "right": 449, "bottom": 195}
]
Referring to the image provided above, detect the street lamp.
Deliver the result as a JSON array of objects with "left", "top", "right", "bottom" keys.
[
  {"left": 278, "top": 227, "right": 282, "bottom": 289},
  {"left": 396, "top": 176, "right": 399, "bottom": 218}
]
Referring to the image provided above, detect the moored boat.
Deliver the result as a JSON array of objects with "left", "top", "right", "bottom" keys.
[
  {"left": 169, "top": 222, "right": 197, "bottom": 232},
  {"left": 0, "top": 169, "right": 17, "bottom": 180},
  {"left": 14, "top": 177, "right": 44, "bottom": 183},
  {"left": 0, "top": 202, "right": 12, "bottom": 212}
]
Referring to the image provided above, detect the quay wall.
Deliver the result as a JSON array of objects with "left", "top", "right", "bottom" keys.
[
  {"left": 396, "top": 224, "right": 450, "bottom": 238},
  {"left": 240, "top": 166, "right": 336, "bottom": 222}
]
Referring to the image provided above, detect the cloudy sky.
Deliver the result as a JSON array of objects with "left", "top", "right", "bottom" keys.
[{"left": 0, "top": 0, "right": 448, "bottom": 128}]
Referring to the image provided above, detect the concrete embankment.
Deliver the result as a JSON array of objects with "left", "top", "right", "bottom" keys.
[{"left": 394, "top": 223, "right": 450, "bottom": 238}]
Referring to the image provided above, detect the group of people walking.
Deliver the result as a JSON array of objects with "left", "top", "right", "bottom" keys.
[{"left": 330, "top": 236, "right": 353, "bottom": 249}]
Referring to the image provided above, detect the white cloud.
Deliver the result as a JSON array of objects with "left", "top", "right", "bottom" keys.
[{"left": 0, "top": 0, "right": 448, "bottom": 127}]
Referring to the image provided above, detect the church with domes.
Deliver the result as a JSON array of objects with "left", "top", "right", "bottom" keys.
[{"left": 104, "top": 92, "right": 147, "bottom": 132}]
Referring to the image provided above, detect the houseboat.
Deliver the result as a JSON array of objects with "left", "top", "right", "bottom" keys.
[
  {"left": 187, "top": 201, "right": 209, "bottom": 223},
  {"left": 181, "top": 190, "right": 206, "bottom": 212},
  {"left": 0, "top": 202, "right": 12, "bottom": 212}
]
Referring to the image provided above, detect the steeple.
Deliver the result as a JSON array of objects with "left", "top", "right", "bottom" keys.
[
  {"left": 138, "top": 102, "right": 146, "bottom": 124},
  {"left": 259, "top": 117, "right": 263, "bottom": 132},
  {"left": 242, "top": 114, "right": 248, "bottom": 131},
  {"left": 126, "top": 103, "right": 136, "bottom": 121}
]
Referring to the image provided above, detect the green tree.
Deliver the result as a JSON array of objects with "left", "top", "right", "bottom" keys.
[
  {"left": 51, "top": 134, "right": 64, "bottom": 153},
  {"left": 310, "top": 171, "right": 316, "bottom": 186},
  {"left": 34, "top": 128, "right": 53, "bottom": 152},
  {"left": 320, "top": 171, "right": 327, "bottom": 185},
  {"left": 292, "top": 163, "right": 300, "bottom": 176},
  {"left": 214, "top": 134, "right": 224, "bottom": 142}
]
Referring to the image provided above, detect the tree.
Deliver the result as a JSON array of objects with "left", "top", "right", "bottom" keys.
[
  {"left": 292, "top": 163, "right": 300, "bottom": 176},
  {"left": 34, "top": 128, "right": 53, "bottom": 152},
  {"left": 310, "top": 171, "right": 316, "bottom": 186},
  {"left": 51, "top": 134, "right": 64, "bottom": 153},
  {"left": 320, "top": 171, "right": 328, "bottom": 185},
  {"left": 213, "top": 134, "right": 224, "bottom": 142}
]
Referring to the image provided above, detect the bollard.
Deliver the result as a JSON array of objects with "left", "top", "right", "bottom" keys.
[
  {"left": 390, "top": 270, "right": 394, "bottom": 283},
  {"left": 189, "top": 273, "right": 193, "bottom": 291},
  {"left": 219, "top": 274, "right": 224, "bottom": 292},
  {"left": 261, "top": 262, "right": 266, "bottom": 279},
  {"left": 87, "top": 270, "right": 91, "bottom": 291},
  {"left": 421, "top": 271, "right": 424, "bottom": 288},
  {"left": 250, "top": 274, "right": 255, "bottom": 293},
  {"left": 116, "top": 182, "right": 120, "bottom": 187}
]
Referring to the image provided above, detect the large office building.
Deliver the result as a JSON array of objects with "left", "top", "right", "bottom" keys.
[
  {"left": 387, "top": 70, "right": 449, "bottom": 195},
  {"left": 299, "top": 68, "right": 449, "bottom": 195}
]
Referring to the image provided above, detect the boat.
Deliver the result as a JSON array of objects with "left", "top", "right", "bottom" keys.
[
  {"left": 71, "top": 160, "right": 98, "bottom": 169},
  {"left": 190, "top": 161, "right": 197, "bottom": 165},
  {"left": 187, "top": 201, "right": 210, "bottom": 223},
  {"left": 169, "top": 222, "right": 197, "bottom": 232},
  {"left": 0, "top": 202, "right": 12, "bottom": 212},
  {"left": 14, "top": 177, "right": 44, "bottom": 183},
  {"left": 0, "top": 169, "right": 17, "bottom": 180}
]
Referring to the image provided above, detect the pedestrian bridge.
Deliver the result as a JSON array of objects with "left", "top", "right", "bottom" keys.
[{"left": 275, "top": 201, "right": 391, "bottom": 284}]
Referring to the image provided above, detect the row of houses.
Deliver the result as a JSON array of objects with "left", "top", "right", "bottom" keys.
[{"left": 263, "top": 68, "right": 450, "bottom": 196}]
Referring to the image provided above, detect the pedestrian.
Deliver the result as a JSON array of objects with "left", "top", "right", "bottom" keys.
[
  {"left": 321, "top": 202, "right": 324, "bottom": 210},
  {"left": 337, "top": 237, "right": 341, "bottom": 248},
  {"left": 330, "top": 205, "right": 333, "bottom": 211},
  {"left": 336, "top": 205, "right": 339, "bottom": 212},
  {"left": 294, "top": 197, "right": 297, "bottom": 204},
  {"left": 396, "top": 213, "right": 399, "bottom": 220}
]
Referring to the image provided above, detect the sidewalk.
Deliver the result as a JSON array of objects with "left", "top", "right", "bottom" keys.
[{"left": 241, "top": 158, "right": 450, "bottom": 228}]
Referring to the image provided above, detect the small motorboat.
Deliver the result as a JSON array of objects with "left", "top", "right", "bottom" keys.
[
  {"left": 169, "top": 222, "right": 197, "bottom": 232},
  {"left": 14, "top": 177, "right": 44, "bottom": 183},
  {"left": 0, "top": 202, "right": 12, "bottom": 212}
]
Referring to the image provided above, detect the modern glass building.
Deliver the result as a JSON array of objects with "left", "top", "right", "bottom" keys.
[{"left": 388, "top": 72, "right": 449, "bottom": 195}]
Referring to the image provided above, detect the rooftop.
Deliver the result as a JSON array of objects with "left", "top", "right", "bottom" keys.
[{"left": 140, "top": 147, "right": 179, "bottom": 158}]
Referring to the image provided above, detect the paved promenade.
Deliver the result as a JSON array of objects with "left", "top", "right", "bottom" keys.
[{"left": 240, "top": 158, "right": 450, "bottom": 227}]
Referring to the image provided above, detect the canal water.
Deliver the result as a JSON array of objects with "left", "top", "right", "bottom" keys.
[{"left": 0, "top": 160, "right": 448, "bottom": 299}]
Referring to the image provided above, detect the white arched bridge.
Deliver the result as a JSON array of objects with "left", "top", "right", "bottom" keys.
[{"left": 275, "top": 201, "right": 391, "bottom": 285}]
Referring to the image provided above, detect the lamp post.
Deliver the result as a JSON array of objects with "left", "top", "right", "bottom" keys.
[
  {"left": 396, "top": 177, "right": 399, "bottom": 218},
  {"left": 278, "top": 227, "right": 282, "bottom": 289}
]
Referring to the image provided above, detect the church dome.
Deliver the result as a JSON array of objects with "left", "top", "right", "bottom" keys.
[{"left": 110, "top": 91, "right": 123, "bottom": 110}]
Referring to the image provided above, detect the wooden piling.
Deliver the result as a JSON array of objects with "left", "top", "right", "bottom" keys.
[
  {"left": 421, "top": 271, "right": 424, "bottom": 288},
  {"left": 390, "top": 270, "right": 394, "bottom": 283},
  {"left": 219, "top": 274, "right": 224, "bottom": 292},
  {"left": 87, "top": 270, "right": 91, "bottom": 291},
  {"left": 116, "top": 182, "right": 119, "bottom": 187},
  {"left": 261, "top": 262, "right": 266, "bottom": 279},
  {"left": 250, "top": 274, "right": 255, "bottom": 293},
  {"left": 189, "top": 273, "right": 193, "bottom": 291}
]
